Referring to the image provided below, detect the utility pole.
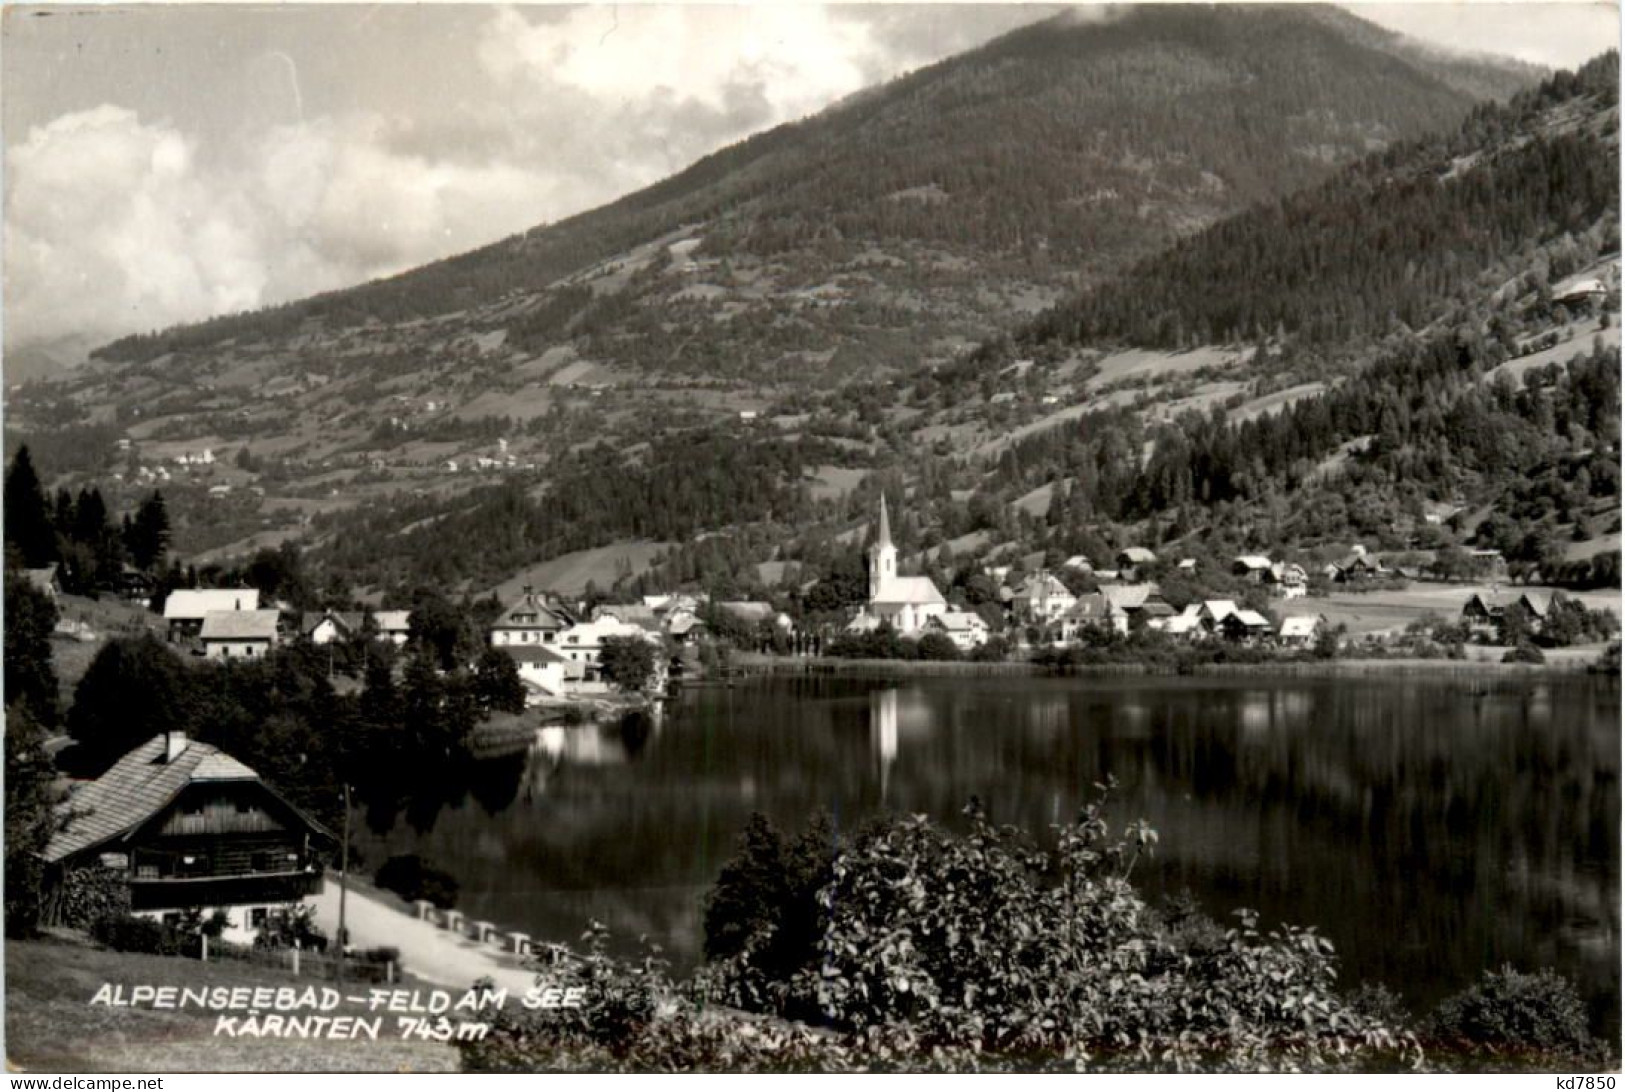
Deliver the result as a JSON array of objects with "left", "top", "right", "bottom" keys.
[{"left": 336, "top": 781, "right": 350, "bottom": 984}]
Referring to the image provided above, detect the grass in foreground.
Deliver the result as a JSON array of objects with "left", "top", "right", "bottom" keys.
[{"left": 6, "top": 933, "right": 457, "bottom": 1073}]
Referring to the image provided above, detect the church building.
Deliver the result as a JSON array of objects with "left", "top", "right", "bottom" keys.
[{"left": 847, "top": 495, "right": 948, "bottom": 636}]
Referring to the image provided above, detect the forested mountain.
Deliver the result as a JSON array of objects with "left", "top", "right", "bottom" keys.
[
  {"left": 12, "top": 10, "right": 1613, "bottom": 608},
  {"left": 1004, "top": 52, "right": 1619, "bottom": 354},
  {"left": 91, "top": 5, "right": 1530, "bottom": 367}
]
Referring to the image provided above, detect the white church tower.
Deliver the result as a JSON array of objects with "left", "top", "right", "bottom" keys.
[{"left": 869, "top": 494, "right": 897, "bottom": 599}]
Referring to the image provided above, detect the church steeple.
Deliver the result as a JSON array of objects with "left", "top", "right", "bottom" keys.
[{"left": 869, "top": 494, "right": 897, "bottom": 600}]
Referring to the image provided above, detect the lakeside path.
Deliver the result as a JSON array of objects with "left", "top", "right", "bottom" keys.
[{"left": 310, "top": 875, "right": 539, "bottom": 995}]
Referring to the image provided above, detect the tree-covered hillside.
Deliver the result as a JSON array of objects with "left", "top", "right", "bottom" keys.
[
  {"left": 1009, "top": 53, "right": 1618, "bottom": 353},
  {"left": 91, "top": 5, "right": 1532, "bottom": 366}
]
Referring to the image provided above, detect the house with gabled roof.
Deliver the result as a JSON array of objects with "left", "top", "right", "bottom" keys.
[
  {"left": 492, "top": 586, "right": 575, "bottom": 648},
  {"left": 164, "top": 588, "right": 259, "bottom": 640},
  {"left": 1220, "top": 609, "right": 1274, "bottom": 644},
  {"left": 1278, "top": 614, "right": 1326, "bottom": 648},
  {"left": 1233, "top": 555, "right": 1274, "bottom": 582},
  {"left": 1115, "top": 547, "right": 1158, "bottom": 576},
  {"left": 927, "top": 610, "right": 990, "bottom": 651},
  {"left": 200, "top": 609, "right": 281, "bottom": 660},
  {"left": 1011, "top": 570, "right": 1076, "bottom": 624},
  {"left": 42, "top": 732, "right": 332, "bottom": 944},
  {"left": 1061, "top": 593, "right": 1129, "bottom": 639}
]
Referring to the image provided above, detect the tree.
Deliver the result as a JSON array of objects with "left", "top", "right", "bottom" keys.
[
  {"left": 66, "top": 635, "right": 190, "bottom": 775},
  {"left": 5, "top": 703, "right": 59, "bottom": 937},
  {"left": 703, "top": 812, "right": 789, "bottom": 962},
  {"left": 917, "top": 631, "right": 962, "bottom": 661},
  {"left": 474, "top": 648, "right": 526, "bottom": 714},
  {"left": 4, "top": 446, "right": 56, "bottom": 568},
  {"left": 599, "top": 636, "right": 657, "bottom": 694},
  {"left": 126, "top": 491, "right": 171, "bottom": 571},
  {"left": 5, "top": 574, "right": 60, "bottom": 727}
]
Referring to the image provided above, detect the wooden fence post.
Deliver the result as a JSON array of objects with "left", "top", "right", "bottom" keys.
[
  {"left": 201, "top": 933, "right": 209, "bottom": 963},
  {"left": 292, "top": 939, "right": 301, "bottom": 977}
]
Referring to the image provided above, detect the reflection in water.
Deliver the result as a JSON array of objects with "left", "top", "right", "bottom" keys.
[
  {"left": 872, "top": 689, "right": 898, "bottom": 804},
  {"left": 358, "top": 674, "right": 1620, "bottom": 1043}
]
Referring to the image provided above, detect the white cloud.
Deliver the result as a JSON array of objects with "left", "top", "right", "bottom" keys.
[
  {"left": 478, "top": 5, "right": 883, "bottom": 122},
  {"left": 4, "top": 105, "right": 553, "bottom": 351},
  {"left": 3, "top": 6, "right": 1034, "bottom": 355}
]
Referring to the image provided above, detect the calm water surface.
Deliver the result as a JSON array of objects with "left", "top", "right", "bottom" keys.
[{"left": 361, "top": 674, "right": 1620, "bottom": 1037}]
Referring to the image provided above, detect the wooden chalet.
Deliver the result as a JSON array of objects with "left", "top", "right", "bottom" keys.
[{"left": 43, "top": 732, "right": 332, "bottom": 943}]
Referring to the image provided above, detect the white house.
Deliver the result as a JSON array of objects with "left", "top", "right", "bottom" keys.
[
  {"left": 501, "top": 644, "right": 570, "bottom": 700},
  {"left": 928, "top": 610, "right": 990, "bottom": 651},
  {"left": 847, "top": 496, "right": 948, "bottom": 636},
  {"left": 200, "top": 609, "right": 281, "bottom": 660},
  {"left": 1011, "top": 571, "right": 1076, "bottom": 624},
  {"left": 1278, "top": 614, "right": 1325, "bottom": 648},
  {"left": 491, "top": 587, "right": 573, "bottom": 647},
  {"left": 165, "top": 588, "right": 260, "bottom": 640},
  {"left": 556, "top": 616, "right": 662, "bottom": 676}
]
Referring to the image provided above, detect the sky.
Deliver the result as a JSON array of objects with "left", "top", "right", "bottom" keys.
[{"left": 2, "top": 2, "right": 1619, "bottom": 359}]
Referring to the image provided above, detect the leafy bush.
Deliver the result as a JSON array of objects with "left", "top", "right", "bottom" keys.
[
  {"left": 374, "top": 854, "right": 461, "bottom": 909},
  {"left": 465, "top": 793, "right": 1610, "bottom": 1073},
  {"left": 89, "top": 914, "right": 193, "bottom": 956},
  {"left": 1502, "top": 642, "right": 1546, "bottom": 664},
  {"left": 55, "top": 866, "right": 132, "bottom": 930},
  {"left": 1424, "top": 966, "right": 1597, "bottom": 1069}
]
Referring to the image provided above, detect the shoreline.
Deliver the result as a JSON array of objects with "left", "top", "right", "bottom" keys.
[{"left": 727, "top": 653, "right": 1614, "bottom": 680}]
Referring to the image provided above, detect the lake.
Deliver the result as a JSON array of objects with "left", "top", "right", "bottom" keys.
[{"left": 359, "top": 673, "right": 1621, "bottom": 1038}]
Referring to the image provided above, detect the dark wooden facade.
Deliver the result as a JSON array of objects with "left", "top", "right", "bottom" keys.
[{"left": 95, "top": 781, "right": 323, "bottom": 914}]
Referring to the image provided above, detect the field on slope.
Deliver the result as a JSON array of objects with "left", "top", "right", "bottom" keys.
[{"left": 487, "top": 541, "right": 672, "bottom": 599}]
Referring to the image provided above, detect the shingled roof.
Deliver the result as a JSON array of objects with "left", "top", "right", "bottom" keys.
[
  {"left": 45, "top": 734, "right": 328, "bottom": 864},
  {"left": 200, "top": 609, "right": 281, "bottom": 641}
]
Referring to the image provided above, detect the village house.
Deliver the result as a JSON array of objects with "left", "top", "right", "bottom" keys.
[
  {"left": 1101, "top": 583, "right": 1174, "bottom": 631},
  {"left": 1060, "top": 592, "right": 1129, "bottom": 639},
  {"left": 847, "top": 497, "right": 948, "bottom": 636},
  {"left": 200, "top": 609, "right": 281, "bottom": 660},
  {"left": 1461, "top": 591, "right": 1555, "bottom": 636},
  {"left": 22, "top": 563, "right": 61, "bottom": 600},
  {"left": 373, "top": 610, "right": 412, "bottom": 645},
  {"left": 1269, "top": 562, "right": 1309, "bottom": 599},
  {"left": 42, "top": 732, "right": 332, "bottom": 945},
  {"left": 502, "top": 644, "right": 570, "bottom": 700},
  {"left": 1323, "top": 545, "right": 1386, "bottom": 584},
  {"left": 1161, "top": 604, "right": 1204, "bottom": 640},
  {"left": 556, "top": 616, "right": 663, "bottom": 679},
  {"left": 1220, "top": 608, "right": 1274, "bottom": 644},
  {"left": 491, "top": 587, "right": 576, "bottom": 647},
  {"left": 164, "top": 588, "right": 260, "bottom": 641},
  {"left": 1011, "top": 570, "right": 1076, "bottom": 624},
  {"left": 717, "top": 601, "right": 795, "bottom": 634},
  {"left": 1197, "top": 600, "right": 1241, "bottom": 638},
  {"left": 1114, "top": 547, "right": 1157, "bottom": 580},
  {"left": 594, "top": 603, "right": 664, "bottom": 633},
  {"left": 1277, "top": 614, "right": 1326, "bottom": 648},
  {"left": 1232, "top": 555, "right": 1274, "bottom": 583},
  {"left": 927, "top": 610, "right": 991, "bottom": 651},
  {"left": 1062, "top": 555, "right": 1093, "bottom": 572}
]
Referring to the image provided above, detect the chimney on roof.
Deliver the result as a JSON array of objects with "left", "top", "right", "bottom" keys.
[{"left": 165, "top": 731, "right": 188, "bottom": 764}]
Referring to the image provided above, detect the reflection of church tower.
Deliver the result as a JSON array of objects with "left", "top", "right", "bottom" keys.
[
  {"left": 869, "top": 495, "right": 897, "bottom": 600},
  {"left": 872, "top": 688, "right": 898, "bottom": 804}
]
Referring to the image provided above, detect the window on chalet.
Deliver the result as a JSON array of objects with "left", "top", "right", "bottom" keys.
[
  {"left": 177, "top": 854, "right": 210, "bottom": 877},
  {"left": 250, "top": 908, "right": 269, "bottom": 929},
  {"left": 250, "top": 851, "right": 278, "bottom": 872}
]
